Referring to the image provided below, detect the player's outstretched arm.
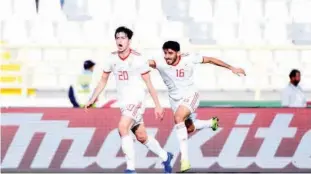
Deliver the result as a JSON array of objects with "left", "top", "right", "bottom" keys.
[
  {"left": 85, "top": 72, "right": 110, "bottom": 110},
  {"left": 202, "top": 56, "right": 246, "bottom": 76},
  {"left": 141, "top": 72, "right": 164, "bottom": 120}
]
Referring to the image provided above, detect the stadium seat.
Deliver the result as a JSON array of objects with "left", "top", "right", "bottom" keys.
[
  {"left": 248, "top": 50, "right": 274, "bottom": 72},
  {"left": 162, "top": 0, "right": 190, "bottom": 21},
  {"left": 137, "top": 0, "right": 164, "bottom": 22},
  {"left": 0, "top": 0, "right": 12, "bottom": 21},
  {"left": 62, "top": 0, "right": 90, "bottom": 21},
  {"left": 16, "top": 49, "right": 42, "bottom": 65},
  {"left": 83, "top": 21, "right": 109, "bottom": 44},
  {"left": 264, "top": 22, "right": 291, "bottom": 45},
  {"left": 269, "top": 74, "right": 288, "bottom": 90},
  {"left": 13, "top": 0, "right": 37, "bottom": 20},
  {"left": 194, "top": 64, "right": 217, "bottom": 90},
  {"left": 38, "top": 0, "right": 64, "bottom": 21},
  {"left": 216, "top": 68, "right": 245, "bottom": 90},
  {"left": 290, "top": 0, "right": 311, "bottom": 23},
  {"left": 300, "top": 75, "right": 311, "bottom": 90},
  {"left": 3, "top": 19, "right": 29, "bottom": 44},
  {"left": 189, "top": 0, "right": 213, "bottom": 22},
  {"left": 43, "top": 49, "right": 67, "bottom": 64},
  {"left": 57, "top": 21, "right": 83, "bottom": 44},
  {"left": 112, "top": 0, "right": 137, "bottom": 22},
  {"left": 29, "top": 20, "right": 57, "bottom": 44},
  {"left": 87, "top": 0, "right": 112, "bottom": 22},
  {"left": 238, "top": 22, "right": 264, "bottom": 45},
  {"left": 213, "top": 22, "right": 238, "bottom": 44},
  {"left": 187, "top": 21, "right": 215, "bottom": 45},
  {"left": 290, "top": 23, "right": 311, "bottom": 45},
  {"left": 134, "top": 20, "right": 161, "bottom": 46},
  {"left": 214, "top": 0, "right": 238, "bottom": 23},
  {"left": 68, "top": 49, "right": 94, "bottom": 63},
  {"left": 264, "top": 0, "right": 290, "bottom": 23},
  {"left": 301, "top": 50, "right": 311, "bottom": 64},
  {"left": 31, "top": 63, "right": 58, "bottom": 89},
  {"left": 160, "top": 21, "right": 185, "bottom": 41},
  {"left": 239, "top": 0, "right": 263, "bottom": 23},
  {"left": 273, "top": 50, "right": 301, "bottom": 74}
]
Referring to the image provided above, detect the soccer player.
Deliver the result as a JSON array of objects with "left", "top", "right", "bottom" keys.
[
  {"left": 85, "top": 27, "right": 173, "bottom": 174},
  {"left": 148, "top": 41, "right": 246, "bottom": 172}
]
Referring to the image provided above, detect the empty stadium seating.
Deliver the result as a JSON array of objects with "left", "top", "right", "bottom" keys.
[{"left": 0, "top": 0, "right": 310, "bottom": 104}]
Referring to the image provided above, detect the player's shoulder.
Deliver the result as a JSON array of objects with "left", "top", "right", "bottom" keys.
[{"left": 130, "top": 49, "right": 142, "bottom": 57}]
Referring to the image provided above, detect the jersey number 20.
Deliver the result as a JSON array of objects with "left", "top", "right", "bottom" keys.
[
  {"left": 118, "top": 71, "right": 128, "bottom": 80},
  {"left": 176, "top": 69, "right": 184, "bottom": 77}
]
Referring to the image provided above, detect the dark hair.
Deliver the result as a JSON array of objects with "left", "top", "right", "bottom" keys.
[
  {"left": 115, "top": 26, "right": 133, "bottom": 39},
  {"left": 289, "top": 69, "right": 300, "bottom": 78},
  {"left": 162, "top": 41, "right": 180, "bottom": 52},
  {"left": 84, "top": 60, "right": 95, "bottom": 70}
]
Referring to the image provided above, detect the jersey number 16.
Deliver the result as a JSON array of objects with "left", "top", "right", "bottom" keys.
[
  {"left": 118, "top": 71, "right": 129, "bottom": 80},
  {"left": 176, "top": 69, "right": 184, "bottom": 77}
]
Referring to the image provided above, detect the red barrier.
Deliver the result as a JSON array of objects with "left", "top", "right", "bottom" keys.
[{"left": 1, "top": 108, "right": 311, "bottom": 173}]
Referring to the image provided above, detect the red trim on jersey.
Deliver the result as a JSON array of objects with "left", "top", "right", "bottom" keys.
[
  {"left": 118, "top": 49, "right": 131, "bottom": 61},
  {"left": 131, "top": 49, "right": 141, "bottom": 56},
  {"left": 132, "top": 102, "right": 142, "bottom": 117},
  {"left": 116, "top": 49, "right": 141, "bottom": 61},
  {"left": 103, "top": 71, "right": 111, "bottom": 74},
  {"left": 172, "top": 56, "right": 181, "bottom": 66},
  {"left": 190, "top": 92, "right": 199, "bottom": 110},
  {"left": 141, "top": 70, "right": 150, "bottom": 75}
]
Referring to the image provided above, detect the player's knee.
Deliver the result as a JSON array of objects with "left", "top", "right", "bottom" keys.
[
  {"left": 135, "top": 131, "right": 147, "bottom": 143},
  {"left": 174, "top": 115, "right": 184, "bottom": 124},
  {"left": 185, "top": 119, "right": 195, "bottom": 133}
]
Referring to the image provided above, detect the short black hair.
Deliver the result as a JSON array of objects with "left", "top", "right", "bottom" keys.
[
  {"left": 162, "top": 41, "right": 180, "bottom": 52},
  {"left": 289, "top": 69, "right": 300, "bottom": 78},
  {"left": 115, "top": 26, "right": 133, "bottom": 39},
  {"left": 84, "top": 60, "right": 95, "bottom": 70}
]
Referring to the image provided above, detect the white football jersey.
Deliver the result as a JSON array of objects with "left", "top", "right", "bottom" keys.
[
  {"left": 154, "top": 53, "right": 203, "bottom": 100},
  {"left": 102, "top": 50, "right": 150, "bottom": 105}
]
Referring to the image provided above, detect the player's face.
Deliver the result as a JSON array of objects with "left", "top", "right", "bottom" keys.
[
  {"left": 163, "top": 49, "right": 180, "bottom": 65},
  {"left": 291, "top": 72, "right": 301, "bottom": 86},
  {"left": 115, "top": 32, "right": 130, "bottom": 52}
]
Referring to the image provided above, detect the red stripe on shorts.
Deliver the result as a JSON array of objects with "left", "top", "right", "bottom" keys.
[
  {"left": 190, "top": 92, "right": 199, "bottom": 110},
  {"left": 132, "top": 102, "right": 142, "bottom": 117}
]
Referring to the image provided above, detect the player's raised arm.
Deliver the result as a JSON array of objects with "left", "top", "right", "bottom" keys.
[{"left": 201, "top": 56, "right": 246, "bottom": 76}]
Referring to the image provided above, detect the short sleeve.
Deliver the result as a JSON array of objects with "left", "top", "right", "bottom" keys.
[
  {"left": 102, "top": 59, "right": 112, "bottom": 73},
  {"left": 191, "top": 53, "right": 204, "bottom": 64},
  {"left": 136, "top": 58, "right": 151, "bottom": 75}
]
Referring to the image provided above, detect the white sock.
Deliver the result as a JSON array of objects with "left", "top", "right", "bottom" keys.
[
  {"left": 121, "top": 135, "right": 135, "bottom": 170},
  {"left": 175, "top": 122, "right": 188, "bottom": 161},
  {"left": 144, "top": 136, "right": 168, "bottom": 161},
  {"left": 193, "top": 119, "right": 213, "bottom": 130}
]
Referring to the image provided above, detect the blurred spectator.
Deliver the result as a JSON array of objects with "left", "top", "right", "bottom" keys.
[
  {"left": 281, "top": 69, "right": 307, "bottom": 107},
  {"left": 68, "top": 60, "right": 96, "bottom": 108}
]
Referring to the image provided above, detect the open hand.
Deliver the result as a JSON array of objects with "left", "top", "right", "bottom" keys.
[{"left": 231, "top": 67, "right": 246, "bottom": 76}]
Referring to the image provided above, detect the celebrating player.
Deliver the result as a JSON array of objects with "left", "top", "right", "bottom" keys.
[
  {"left": 148, "top": 41, "right": 246, "bottom": 172},
  {"left": 85, "top": 27, "right": 173, "bottom": 174}
]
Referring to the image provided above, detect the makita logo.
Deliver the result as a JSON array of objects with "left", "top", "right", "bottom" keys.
[{"left": 1, "top": 109, "right": 311, "bottom": 172}]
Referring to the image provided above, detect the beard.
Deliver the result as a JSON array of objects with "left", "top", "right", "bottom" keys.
[{"left": 292, "top": 80, "right": 300, "bottom": 86}]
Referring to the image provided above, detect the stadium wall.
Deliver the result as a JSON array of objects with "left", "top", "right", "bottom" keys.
[{"left": 1, "top": 108, "right": 311, "bottom": 173}]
